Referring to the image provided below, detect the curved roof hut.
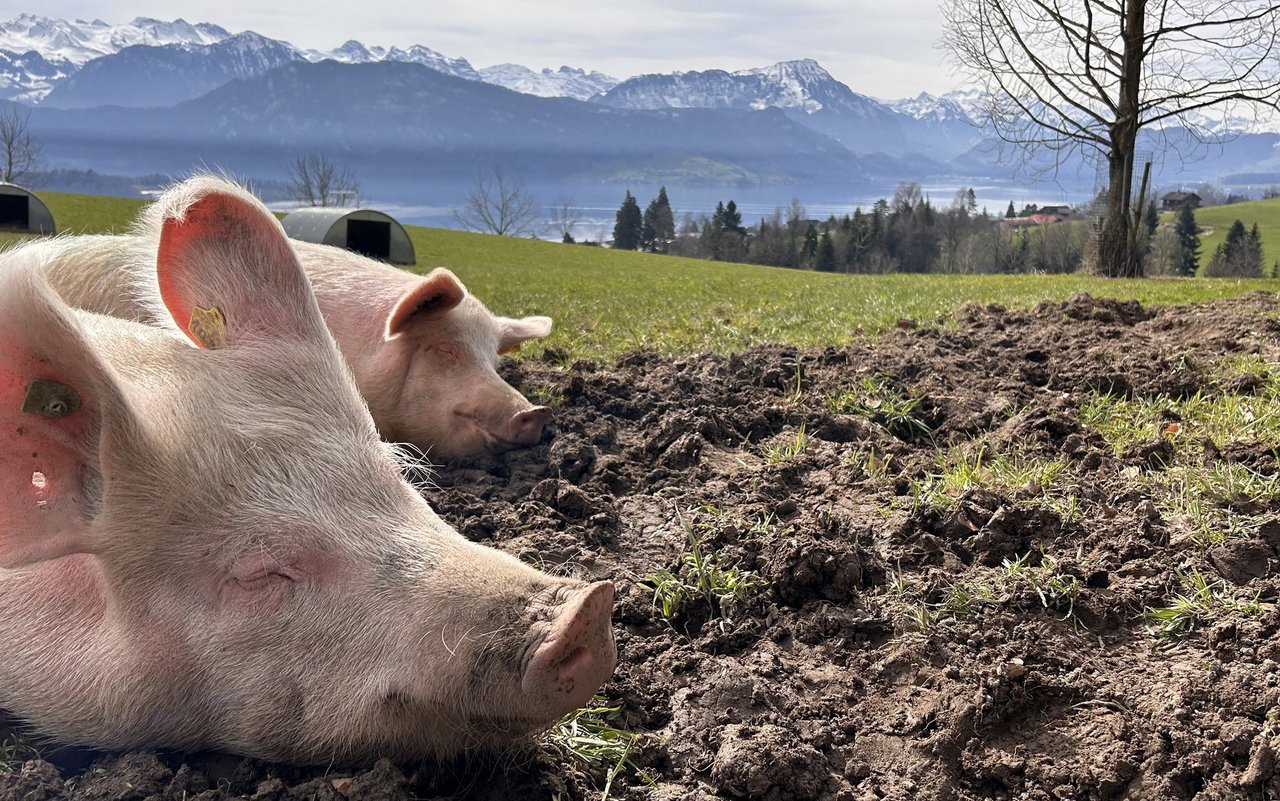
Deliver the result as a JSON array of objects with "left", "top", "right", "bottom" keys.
[
  {"left": 0, "top": 182, "right": 54, "bottom": 234},
  {"left": 281, "top": 207, "right": 415, "bottom": 265}
]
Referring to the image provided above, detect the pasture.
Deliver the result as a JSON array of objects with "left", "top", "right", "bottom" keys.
[
  {"left": 3, "top": 191, "right": 1280, "bottom": 800},
  {"left": 2, "top": 190, "right": 1279, "bottom": 362}
]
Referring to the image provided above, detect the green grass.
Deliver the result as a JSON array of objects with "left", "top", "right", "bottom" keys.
[
  {"left": 0, "top": 190, "right": 146, "bottom": 250},
  {"left": 826, "top": 375, "right": 931, "bottom": 439},
  {"left": 1163, "top": 197, "right": 1280, "bottom": 272},
  {"left": 1081, "top": 380, "right": 1280, "bottom": 548},
  {"left": 644, "top": 508, "right": 769, "bottom": 628},
  {"left": 887, "top": 548, "right": 1084, "bottom": 632},
  {"left": 5, "top": 190, "right": 1280, "bottom": 362},
  {"left": 908, "top": 445, "right": 1080, "bottom": 520},
  {"left": 1146, "top": 568, "right": 1267, "bottom": 640},
  {"left": 543, "top": 698, "right": 648, "bottom": 801},
  {"left": 415, "top": 224, "right": 1279, "bottom": 361}
]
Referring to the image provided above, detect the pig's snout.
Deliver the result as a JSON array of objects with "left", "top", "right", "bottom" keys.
[
  {"left": 508, "top": 406, "right": 551, "bottom": 446},
  {"left": 522, "top": 581, "right": 617, "bottom": 717}
]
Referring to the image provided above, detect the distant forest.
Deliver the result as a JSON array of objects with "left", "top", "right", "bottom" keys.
[{"left": 604, "top": 182, "right": 1272, "bottom": 278}]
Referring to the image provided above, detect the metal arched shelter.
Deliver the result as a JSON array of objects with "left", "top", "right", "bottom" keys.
[{"left": 281, "top": 207, "right": 415, "bottom": 265}]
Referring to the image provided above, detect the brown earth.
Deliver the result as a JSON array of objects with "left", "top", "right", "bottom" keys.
[{"left": 6, "top": 291, "right": 1280, "bottom": 801}]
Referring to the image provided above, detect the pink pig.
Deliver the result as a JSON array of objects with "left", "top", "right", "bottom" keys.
[
  {"left": 41, "top": 225, "right": 553, "bottom": 459},
  {"left": 0, "top": 177, "right": 615, "bottom": 763}
]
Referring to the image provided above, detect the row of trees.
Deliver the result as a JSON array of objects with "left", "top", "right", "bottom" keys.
[
  {"left": 605, "top": 182, "right": 1271, "bottom": 277},
  {"left": 607, "top": 183, "right": 1097, "bottom": 274}
]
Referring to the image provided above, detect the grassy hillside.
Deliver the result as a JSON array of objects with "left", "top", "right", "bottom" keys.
[
  {"left": 1165, "top": 197, "right": 1280, "bottom": 272},
  {"left": 3, "top": 190, "right": 1278, "bottom": 362},
  {"left": 410, "top": 228, "right": 1276, "bottom": 361}
]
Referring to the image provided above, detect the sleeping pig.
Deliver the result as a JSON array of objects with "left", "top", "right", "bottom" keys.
[
  {"left": 39, "top": 222, "right": 553, "bottom": 459},
  {"left": 0, "top": 176, "right": 615, "bottom": 763}
]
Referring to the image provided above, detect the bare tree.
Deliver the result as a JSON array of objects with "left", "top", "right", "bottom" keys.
[
  {"left": 548, "top": 197, "right": 581, "bottom": 242},
  {"left": 285, "top": 153, "right": 360, "bottom": 207},
  {"left": 453, "top": 168, "right": 543, "bottom": 237},
  {"left": 942, "top": 0, "right": 1280, "bottom": 277},
  {"left": 0, "top": 105, "right": 41, "bottom": 183}
]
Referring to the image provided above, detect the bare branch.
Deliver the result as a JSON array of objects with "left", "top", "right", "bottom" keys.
[
  {"left": 453, "top": 167, "right": 544, "bottom": 238},
  {"left": 0, "top": 105, "right": 41, "bottom": 184},
  {"left": 285, "top": 153, "right": 360, "bottom": 207}
]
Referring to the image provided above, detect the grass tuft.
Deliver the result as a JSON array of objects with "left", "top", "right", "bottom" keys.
[
  {"left": 645, "top": 509, "right": 769, "bottom": 628},
  {"left": 1146, "top": 569, "right": 1268, "bottom": 640},
  {"left": 826, "top": 375, "right": 931, "bottom": 438},
  {"left": 543, "top": 699, "right": 649, "bottom": 801}
]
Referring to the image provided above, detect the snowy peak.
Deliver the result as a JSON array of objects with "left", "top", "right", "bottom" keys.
[
  {"left": 887, "top": 92, "right": 974, "bottom": 125},
  {"left": 597, "top": 59, "right": 865, "bottom": 115},
  {"left": 0, "top": 14, "right": 228, "bottom": 66},
  {"left": 40, "top": 31, "right": 303, "bottom": 108},
  {"left": 305, "top": 40, "right": 479, "bottom": 80},
  {"left": 479, "top": 63, "right": 618, "bottom": 100}
]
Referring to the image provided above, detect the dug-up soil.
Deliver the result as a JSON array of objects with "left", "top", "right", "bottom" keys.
[{"left": 6, "top": 291, "right": 1280, "bottom": 801}]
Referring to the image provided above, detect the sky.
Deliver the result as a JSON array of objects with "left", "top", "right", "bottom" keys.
[{"left": 30, "top": 0, "right": 961, "bottom": 99}]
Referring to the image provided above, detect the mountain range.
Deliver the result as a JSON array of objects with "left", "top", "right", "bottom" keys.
[{"left": 3, "top": 13, "right": 1278, "bottom": 202}]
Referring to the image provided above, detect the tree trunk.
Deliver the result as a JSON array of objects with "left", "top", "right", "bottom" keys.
[{"left": 1097, "top": 0, "right": 1146, "bottom": 278}]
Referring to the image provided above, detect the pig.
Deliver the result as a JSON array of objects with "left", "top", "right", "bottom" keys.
[
  {"left": 39, "top": 228, "right": 553, "bottom": 459},
  {"left": 0, "top": 176, "right": 615, "bottom": 764}
]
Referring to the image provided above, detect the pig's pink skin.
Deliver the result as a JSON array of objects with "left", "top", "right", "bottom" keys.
[
  {"left": 0, "top": 178, "right": 615, "bottom": 764},
  {"left": 40, "top": 234, "right": 553, "bottom": 460},
  {"left": 301, "top": 250, "right": 553, "bottom": 459}
]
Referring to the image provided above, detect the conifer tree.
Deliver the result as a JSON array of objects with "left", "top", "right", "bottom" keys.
[
  {"left": 641, "top": 187, "right": 675, "bottom": 252},
  {"left": 1205, "top": 219, "right": 1262, "bottom": 277},
  {"left": 613, "top": 190, "right": 643, "bottom": 250},
  {"left": 1005, "top": 200, "right": 1016, "bottom": 218},
  {"left": 815, "top": 231, "right": 837, "bottom": 271},
  {"left": 1174, "top": 204, "right": 1200, "bottom": 276},
  {"left": 802, "top": 222, "right": 819, "bottom": 266}
]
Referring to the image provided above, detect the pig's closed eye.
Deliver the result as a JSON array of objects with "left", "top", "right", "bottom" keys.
[
  {"left": 232, "top": 571, "right": 294, "bottom": 592},
  {"left": 223, "top": 558, "right": 300, "bottom": 611},
  {"left": 426, "top": 344, "right": 459, "bottom": 367}
]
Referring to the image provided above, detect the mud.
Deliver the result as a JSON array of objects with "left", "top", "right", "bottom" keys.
[{"left": 6, "top": 291, "right": 1280, "bottom": 801}]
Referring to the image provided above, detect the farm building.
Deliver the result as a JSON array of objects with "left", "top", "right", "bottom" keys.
[
  {"left": 1161, "top": 191, "right": 1202, "bottom": 212},
  {"left": 281, "top": 207, "right": 415, "bottom": 265},
  {"left": 0, "top": 182, "right": 54, "bottom": 234}
]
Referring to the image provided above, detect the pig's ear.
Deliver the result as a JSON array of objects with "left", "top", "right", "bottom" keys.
[
  {"left": 497, "top": 315, "right": 553, "bottom": 355},
  {"left": 385, "top": 268, "right": 466, "bottom": 340},
  {"left": 0, "top": 260, "right": 126, "bottom": 569},
  {"left": 154, "top": 180, "right": 324, "bottom": 348}
]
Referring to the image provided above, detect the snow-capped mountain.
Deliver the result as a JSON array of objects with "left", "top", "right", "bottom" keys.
[
  {"left": 596, "top": 59, "right": 847, "bottom": 113},
  {"left": 0, "top": 15, "right": 229, "bottom": 66},
  {"left": 593, "top": 59, "right": 979, "bottom": 158},
  {"left": 41, "top": 31, "right": 303, "bottom": 109},
  {"left": 306, "top": 41, "right": 480, "bottom": 81},
  {"left": 886, "top": 92, "right": 974, "bottom": 126},
  {"left": 479, "top": 64, "right": 618, "bottom": 101},
  {"left": 0, "top": 48, "right": 71, "bottom": 104}
]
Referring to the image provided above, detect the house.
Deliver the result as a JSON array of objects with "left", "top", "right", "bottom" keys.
[
  {"left": 1037, "top": 205, "right": 1073, "bottom": 219},
  {"left": 1161, "top": 192, "right": 1202, "bottom": 212},
  {"left": 1001, "top": 210, "right": 1069, "bottom": 229}
]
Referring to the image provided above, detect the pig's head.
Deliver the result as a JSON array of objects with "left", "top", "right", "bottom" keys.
[
  {"left": 0, "top": 176, "right": 615, "bottom": 763},
  {"left": 372, "top": 267, "right": 552, "bottom": 459}
]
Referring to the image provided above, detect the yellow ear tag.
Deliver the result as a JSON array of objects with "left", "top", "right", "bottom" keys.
[
  {"left": 190, "top": 305, "right": 227, "bottom": 350},
  {"left": 499, "top": 342, "right": 522, "bottom": 356},
  {"left": 22, "top": 380, "right": 80, "bottom": 418}
]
